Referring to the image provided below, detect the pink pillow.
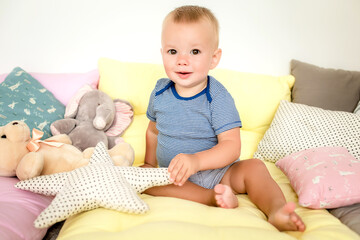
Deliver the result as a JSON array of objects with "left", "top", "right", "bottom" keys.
[
  {"left": 0, "top": 69, "right": 99, "bottom": 105},
  {"left": 276, "top": 147, "right": 360, "bottom": 209},
  {"left": 0, "top": 73, "right": 6, "bottom": 83},
  {"left": 0, "top": 177, "right": 53, "bottom": 240}
]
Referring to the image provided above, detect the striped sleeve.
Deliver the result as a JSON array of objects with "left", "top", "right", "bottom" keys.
[
  {"left": 210, "top": 90, "right": 242, "bottom": 135},
  {"left": 146, "top": 88, "right": 156, "bottom": 122}
]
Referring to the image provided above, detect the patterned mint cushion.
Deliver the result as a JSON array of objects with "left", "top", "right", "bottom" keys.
[{"left": 0, "top": 67, "right": 65, "bottom": 139}]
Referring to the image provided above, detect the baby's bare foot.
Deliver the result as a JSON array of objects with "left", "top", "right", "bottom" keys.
[
  {"left": 214, "top": 184, "right": 238, "bottom": 208},
  {"left": 268, "top": 202, "right": 306, "bottom": 232}
]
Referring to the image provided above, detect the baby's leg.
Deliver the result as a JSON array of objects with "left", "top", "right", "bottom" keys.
[
  {"left": 220, "top": 159, "right": 305, "bottom": 232},
  {"left": 144, "top": 181, "right": 218, "bottom": 206}
]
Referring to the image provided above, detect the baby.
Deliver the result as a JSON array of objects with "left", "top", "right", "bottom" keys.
[{"left": 142, "top": 5, "right": 305, "bottom": 232}]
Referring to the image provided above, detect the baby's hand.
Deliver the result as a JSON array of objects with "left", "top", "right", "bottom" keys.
[{"left": 168, "top": 153, "right": 200, "bottom": 186}]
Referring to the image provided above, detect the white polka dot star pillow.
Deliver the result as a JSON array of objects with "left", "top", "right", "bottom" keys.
[
  {"left": 253, "top": 100, "right": 360, "bottom": 162},
  {"left": 15, "top": 142, "right": 171, "bottom": 228}
]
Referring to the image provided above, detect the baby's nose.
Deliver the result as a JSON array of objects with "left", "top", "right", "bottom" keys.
[{"left": 177, "top": 55, "right": 189, "bottom": 66}]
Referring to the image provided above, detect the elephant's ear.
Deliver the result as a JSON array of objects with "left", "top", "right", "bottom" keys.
[
  {"left": 106, "top": 99, "right": 134, "bottom": 137},
  {"left": 65, "top": 84, "right": 94, "bottom": 118}
]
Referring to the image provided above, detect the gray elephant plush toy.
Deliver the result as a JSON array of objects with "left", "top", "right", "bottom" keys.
[{"left": 50, "top": 85, "right": 133, "bottom": 151}]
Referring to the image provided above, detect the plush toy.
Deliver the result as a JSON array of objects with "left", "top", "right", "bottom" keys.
[
  {"left": 50, "top": 85, "right": 133, "bottom": 151},
  {"left": 0, "top": 120, "right": 134, "bottom": 180}
]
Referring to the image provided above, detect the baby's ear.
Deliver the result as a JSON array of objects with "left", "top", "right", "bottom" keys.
[{"left": 210, "top": 48, "right": 222, "bottom": 70}]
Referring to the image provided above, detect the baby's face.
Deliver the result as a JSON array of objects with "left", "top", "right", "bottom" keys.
[{"left": 161, "top": 18, "right": 221, "bottom": 97}]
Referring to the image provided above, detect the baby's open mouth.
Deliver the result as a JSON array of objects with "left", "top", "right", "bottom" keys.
[{"left": 176, "top": 72, "right": 192, "bottom": 79}]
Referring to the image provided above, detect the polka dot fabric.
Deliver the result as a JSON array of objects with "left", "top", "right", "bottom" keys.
[
  {"left": 120, "top": 167, "right": 173, "bottom": 194},
  {"left": 354, "top": 100, "right": 360, "bottom": 114},
  {"left": 253, "top": 100, "right": 360, "bottom": 163},
  {"left": 15, "top": 142, "right": 171, "bottom": 228}
]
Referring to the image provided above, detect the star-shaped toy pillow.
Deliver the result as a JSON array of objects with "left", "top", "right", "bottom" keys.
[{"left": 15, "top": 142, "right": 171, "bottom": 228}]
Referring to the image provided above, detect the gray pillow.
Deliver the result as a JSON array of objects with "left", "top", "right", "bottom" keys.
[
  {"left": 329, "top": 203, "right": 360, "bottom": 235},
  {"left": 291, "top": 60, "right": 360, "bottom": 112}
]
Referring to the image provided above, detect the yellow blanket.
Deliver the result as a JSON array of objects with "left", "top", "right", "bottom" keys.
[{"left": 58, "top": 162, "right": 358, "bottom": 240}]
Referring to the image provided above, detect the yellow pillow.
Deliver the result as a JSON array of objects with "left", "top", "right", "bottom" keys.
[
  {"left": 240, "top": 130, "right": 263, "bottom": 160},
  {"left": 98, "top": 58, "right": 294, "bottom": 165},
  {"left": 98, "top": 58, "right": 166, "bottom": 115},
  {"left": 209, "top": 68, "right": 294, "bottom": 134}
]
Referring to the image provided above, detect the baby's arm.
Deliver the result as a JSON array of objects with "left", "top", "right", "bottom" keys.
[
  {"left": 169, "top": 127, "right": 241, "bottom": 186},
  {"left": 141, "top": 121, "right": 158, "bottom": 168}
]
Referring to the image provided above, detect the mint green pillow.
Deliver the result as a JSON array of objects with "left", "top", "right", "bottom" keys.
[{"left": 0, "top": 67, "right": 65, "bottom": 139}]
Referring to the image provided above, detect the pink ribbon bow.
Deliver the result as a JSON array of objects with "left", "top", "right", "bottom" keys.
[{"left": 26, "top": 129, "right": 64, "bottom": 152}]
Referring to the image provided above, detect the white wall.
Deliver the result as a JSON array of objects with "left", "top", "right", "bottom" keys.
[{"left": 1, "top": 0, "right": 359, "bottom": 75}]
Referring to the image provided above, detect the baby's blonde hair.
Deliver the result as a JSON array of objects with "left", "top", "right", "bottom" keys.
[{"left": 163, "top": 5, "right": 219, "bottom": 47}]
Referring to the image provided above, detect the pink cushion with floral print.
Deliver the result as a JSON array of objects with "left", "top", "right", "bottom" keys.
[{"left": 276, "top": 146, "right": 360, "bottom": 209}]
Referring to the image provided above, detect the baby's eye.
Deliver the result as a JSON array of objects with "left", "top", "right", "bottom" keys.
[
  {"left": 168, "top": 49, "right": 177, "bottom": 55},
  {"left": 190, "top": 49, "right": 200, "bottom": 55}
]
